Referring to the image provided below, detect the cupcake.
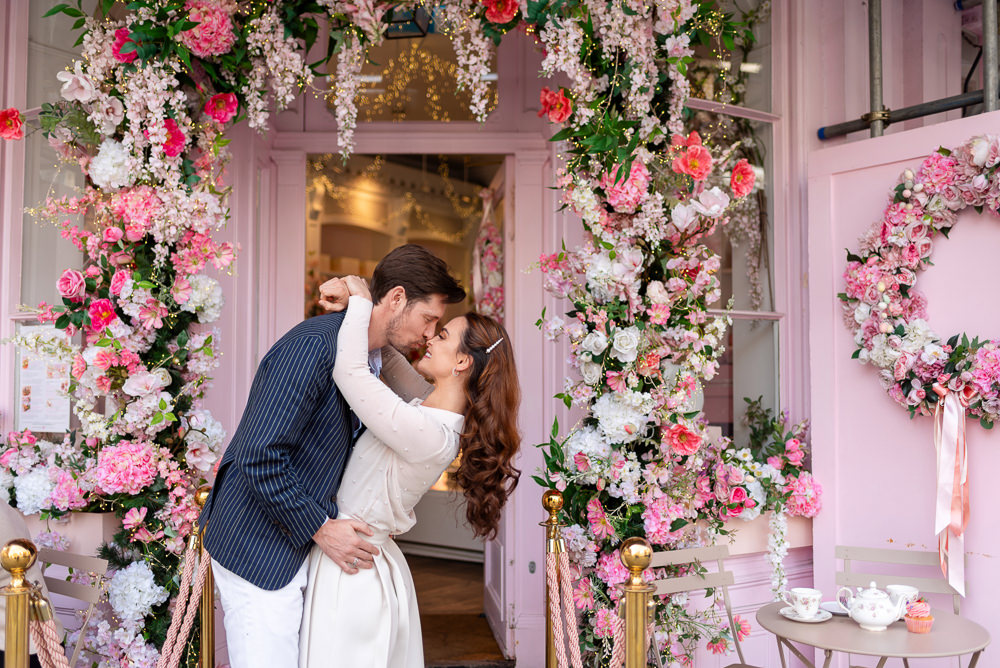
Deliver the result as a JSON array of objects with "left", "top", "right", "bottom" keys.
[{"left": 905, "top": 599, "right": 933, "bottom": 633}]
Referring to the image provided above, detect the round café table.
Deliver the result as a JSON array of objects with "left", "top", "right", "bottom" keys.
[{"left": 756, "top": 601, "right": 990, "bottom": 668}]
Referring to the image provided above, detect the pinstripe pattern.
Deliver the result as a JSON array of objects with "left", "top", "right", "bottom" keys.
[{"left": 200, "top": 312, "right": 354, "bottom": 591}]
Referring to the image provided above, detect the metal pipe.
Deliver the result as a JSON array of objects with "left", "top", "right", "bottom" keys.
[
  {"left": 819, "top": 89, "right": 991, "bottom": 139},
  {"left": 194, "top": 485, "right": 215, "bottom": 668},
  {"left": 619, "top": 538, "right": 654, "bottom": 668},
  {"left": 984, "top": 0, "right": 999, "bottom": 111},
  {"left": 869, "top": 0, "right": 885, "bottom": 137},
  {"left": 1, "top": 540, "right": 36, "bottom": 668},
  {"left": 540, "top": 490, "right": 565, "bottom": 668}
]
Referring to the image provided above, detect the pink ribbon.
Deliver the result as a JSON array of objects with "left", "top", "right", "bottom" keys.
[{"left": 931, "top": 383, "right": 974, "bottom": 597}]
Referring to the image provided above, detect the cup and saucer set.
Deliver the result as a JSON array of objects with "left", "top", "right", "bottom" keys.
[{"left": 779, "top": 588, "right": 832, "bottom": 623}]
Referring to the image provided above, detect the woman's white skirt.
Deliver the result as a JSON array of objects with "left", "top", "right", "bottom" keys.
[{"left": 299, "top": 533, "right": 423, "bottom": 667}]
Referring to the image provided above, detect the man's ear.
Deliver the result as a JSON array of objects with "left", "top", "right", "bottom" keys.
[{"left": 386, "top": 286, "right": 407, "bottom": 312}]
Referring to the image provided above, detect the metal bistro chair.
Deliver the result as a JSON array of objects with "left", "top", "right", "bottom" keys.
[
  {"left": 622, "top": 538, "right": 761, "bottom": 668},
  {"left": 37, "top": 547, "right": 109, "bottom": 668},
  {"left": 835, "top": 545, "right": 965, "bottom": 668}
]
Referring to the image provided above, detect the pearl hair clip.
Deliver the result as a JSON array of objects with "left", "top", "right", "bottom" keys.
[{"left": 486, "top": 337, "right": 504, "bottom": 354}]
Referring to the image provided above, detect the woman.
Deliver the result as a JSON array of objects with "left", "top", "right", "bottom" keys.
[{"left": 299, "top": 276, "right": 520, "bottom": 667}]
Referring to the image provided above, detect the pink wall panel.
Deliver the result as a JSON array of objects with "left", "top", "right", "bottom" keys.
[{"left": 808, "top": 110, "right": 1000, "bottom": 667}]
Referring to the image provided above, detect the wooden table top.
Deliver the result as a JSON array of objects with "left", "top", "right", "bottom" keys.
[{"left": 755, "top": 601, "right": 990, "bottom": 659}]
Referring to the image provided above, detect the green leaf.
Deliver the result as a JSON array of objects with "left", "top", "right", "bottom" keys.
[
  {"left": 937, "top": 146, "right": 952, "bottom": 157},
  {"left": 55, "top": 314, "right": 71, "bottom": 330},
  {"left": 42, "top": 4, "right": 70, "bottom": 18},
  {"left": 150, "top": 413, "right": 164, "bottom": 426},
  {"left": 851, "top": 349, "right": 861, "bottom": 359},
  {"left": 550, "top": 417, "right": 559, "bottom": 439},
  {"left": 981, "top": 416, "right": 993, "bottom": 430},
  {"left": 136, "top": 280, "right": 156, "bottom": 289},
  {"left": 95, "top": 338, "right": 113, "bottom": 347}
]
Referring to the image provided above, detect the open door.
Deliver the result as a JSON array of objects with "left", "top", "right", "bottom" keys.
[{"left": 483, "top": 155, "right": 516, "bottom": 656}]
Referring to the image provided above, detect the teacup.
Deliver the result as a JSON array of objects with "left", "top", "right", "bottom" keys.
[
  {"left": 886, "top": 584, "right": 920, "bottom": 619},
  {"left": 782, "top": 587, "right": 822, "bottom": 619}
]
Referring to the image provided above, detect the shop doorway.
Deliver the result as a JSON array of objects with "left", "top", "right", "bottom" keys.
[{"left": 304, "top": 152, "right": 512, "bottom": 665}]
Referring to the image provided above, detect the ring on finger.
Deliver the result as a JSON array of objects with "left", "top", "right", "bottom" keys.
[{"left": 351, "top": 557, "right": 359, "bottom": 568}]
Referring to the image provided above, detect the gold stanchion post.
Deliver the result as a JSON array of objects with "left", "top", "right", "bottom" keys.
[
  {"left": 620, "top": 537, "right": 654, "bottom": 668},
  {"left": 540, "top": 490, "right": 565, "bottom": 668},
  {"left": 1, "top": 539, "right": 37, "bottom": 668},
  {"left": 194, "top": 485, "right": 214, "bottom": 668}
]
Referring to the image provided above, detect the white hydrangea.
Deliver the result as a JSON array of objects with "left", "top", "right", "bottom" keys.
[
  {"left": 89, "top": 139, "right": 134, "bottom": 190},
  {"left": 13, "top": 469, "right": 54, "bottom": 515},
  {"left": 181, "top": 274, "right": 224, "bottom": 323},
  {"left": 0, "top": 470, "right": 14, "bottom": 505},
  {"left": 592, "top": 391, "right": 652, "bottom": 444},
  {"left": 565, "top": 425, "right": 612, "bottom": 461},
  {"left": 108, "top": 561, "right": 168, "bottom": 623}
]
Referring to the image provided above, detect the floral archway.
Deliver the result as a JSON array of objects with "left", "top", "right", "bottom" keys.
[{"left": 0, "top": 0, "right": 820, "bottom": 665}]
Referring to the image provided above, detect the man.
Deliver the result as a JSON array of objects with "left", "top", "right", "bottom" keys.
[{"left": 199, "top": 245, "right": 465, "bottom": 668}]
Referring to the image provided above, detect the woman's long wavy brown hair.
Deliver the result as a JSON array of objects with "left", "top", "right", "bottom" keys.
[{"left": 455, "top": 312, "right": 521, "bottom": 539}]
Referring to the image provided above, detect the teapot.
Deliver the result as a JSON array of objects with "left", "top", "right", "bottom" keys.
[{"left": 837, "top": 581, "right": 907, "bottom": 631}]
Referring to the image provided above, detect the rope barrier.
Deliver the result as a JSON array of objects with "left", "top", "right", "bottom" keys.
[
  {"left": 155, "top": 538, "right": 209, "bottom": 668},
  {"left": 545, "top": 553, "right": 570, "bottom": 668},
  {"left": 29, "top": 618, "right": 70, "bottom": 668},
  {"left": 557, "top": 552, "right": 583, "bottom": 668}
]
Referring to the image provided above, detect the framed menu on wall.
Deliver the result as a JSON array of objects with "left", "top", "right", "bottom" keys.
[{"left": 15, "top": 324, "right": 70, "bottom": 433}]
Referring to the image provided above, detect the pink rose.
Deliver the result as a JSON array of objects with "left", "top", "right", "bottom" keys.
[
  {"left": 103, "top": 227, "right": 124, "bottom": 244},
  {"left": 110, "top": 269, "right": 130, "bottom": 296},
  {"left": 88, "top": 299, "right": 117, "bottom": 332},
  {"left": 57, "top": 269, "right": 86, "bottom": 299},
  {"left": 767, "top": 455, "right": 784, "bottom": 470},
  {"left": 730, "top": 159, "right": 755, "bottom": 198},
  {"left": 0, "top": 108, "right": 25, "bottom": 141},
  {"left": 664, "top": 423, "right": 701, "bottom": 456},
  {"left": 112, "top": 28, "right": 139, "bottom": 64},
  {"left": 205, "top": 93, "right": 238, "bottom": 124},
  {"left": 785, "top": 438, "right": 801, "bottom": 452}
]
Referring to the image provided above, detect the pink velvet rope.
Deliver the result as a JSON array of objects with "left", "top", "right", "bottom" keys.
[
  {"left": 557, "top": 552, "right": 583, "bottom": 668},
  {"left": 29, "top": 618, "right": 70, "bottom": 668},
  {"left": 545, "top": 553, "right": 570, "bottom": 668},
  {"left": 166, "top": 553, "right": 210, "bottom": 668},
  {"left": 156, "top": 542, "right": 201, "bottom": 668}
]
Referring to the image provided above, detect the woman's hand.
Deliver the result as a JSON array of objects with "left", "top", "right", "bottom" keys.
[
  {"left": 318, "top": 277, "right": 349, "bottom": 312},
  {"left": 343, "top": 275, "right": 371, "bottom": 301}
]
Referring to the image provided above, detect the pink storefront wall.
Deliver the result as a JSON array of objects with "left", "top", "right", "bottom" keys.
[{"left": 809, "top": 110, "right": 1000, "bottom": 667}]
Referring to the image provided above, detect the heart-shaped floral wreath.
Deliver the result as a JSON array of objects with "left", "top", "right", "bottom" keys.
[{"left": 840, "top": 134, "right": 1000, "bottom": 427}]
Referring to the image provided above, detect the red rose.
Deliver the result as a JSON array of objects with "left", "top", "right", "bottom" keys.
[
  {"left": 0, "top": 108, "right": 24, "bottom": 141},
  {"left": 730, "top": 158, "right": 755, "bottom": 198},
  {"left": 482, "top": 0, "right": 518, "bottom": 24}
]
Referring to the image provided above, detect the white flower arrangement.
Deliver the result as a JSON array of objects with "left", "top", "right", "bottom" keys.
[{"left": 108, "top": 561, "right": 169, "bottom": 623}]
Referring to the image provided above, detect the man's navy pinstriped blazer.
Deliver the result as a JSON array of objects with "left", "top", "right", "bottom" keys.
[{"left": 200, "top": 312, "right": 353, "bottom": 591}]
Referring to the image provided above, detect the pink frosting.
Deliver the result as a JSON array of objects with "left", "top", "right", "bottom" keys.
[{"left": 906, "top": 601, "right": 931, "bottom": 618}]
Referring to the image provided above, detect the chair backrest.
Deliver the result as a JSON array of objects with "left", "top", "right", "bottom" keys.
[
  {"left": 647, "top": 544, "right": 745, "bottom": 664},
  {"left": 834, "top": 545, "right": 963, "bottom": 615},
  {"left": 37, "top": 548, "right": 109, "bottom": 668}
]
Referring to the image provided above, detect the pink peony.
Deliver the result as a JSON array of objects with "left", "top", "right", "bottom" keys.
[
  {"left": 664, "top": 423, "right": 701, "bottom": 456},
  {"left": 601, "top": 161, "right": 651, "bottom": 213},
  {"left": 730, "top": 159, "right": 756, "bottom": 198},
  {"left": 88, "top": 299, "right": 117, "bottom": 332},
  {"left": 162, "top": 118, "right": 186, "bottom": 157},
  {"left": 178, "top": 0, "right": 236, "bottom": 58},
  {"left": 57, "top": 269, "right": 86, "bottom": 300},
  {"left": 0, "top": 108, "right": 25, "bottom": 141},
  {"left": 482, "top": 0, "right": 518, "bottom": 23},
  {"left": 205, "top": 93, "right": 238, "bottom": 124},
  {"left": 112, "top": 28, "right": 139, "bottom": 63},
  {"left": 673, "top": 144, "right": 713, "bottom": 180},
  {"left": 94, "top": 441, "right": 158, "bottom": 495}
]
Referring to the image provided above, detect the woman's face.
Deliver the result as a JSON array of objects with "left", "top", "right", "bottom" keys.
[{"left": 416, "top": 316, "right": 469, "bottom": 381}]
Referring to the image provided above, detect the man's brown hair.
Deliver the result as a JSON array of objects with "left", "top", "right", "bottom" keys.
[{"left": 370, "top": 244, "right": 466, "bottom": 306}]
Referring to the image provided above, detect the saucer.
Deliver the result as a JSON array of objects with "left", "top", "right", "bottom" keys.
[
  {"left": 780, "top": 606, "right": 833, "bottom": 623},
  {"left": 821, "top": 601, "right": 849, "bottom": 616}
]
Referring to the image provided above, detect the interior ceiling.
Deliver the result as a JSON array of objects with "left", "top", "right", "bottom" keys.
[{"left": 378, "top": 154, "right": 504, "bottom": 188}]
